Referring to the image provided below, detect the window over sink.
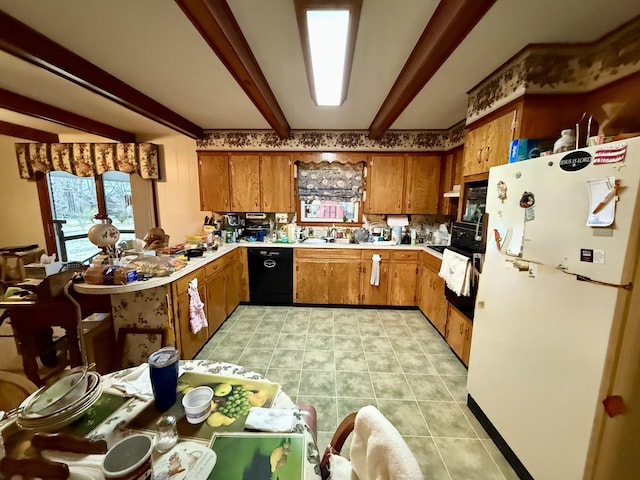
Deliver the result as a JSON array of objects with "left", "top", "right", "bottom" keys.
[{"left": 296, "top": 160, "right": 363, "bottom": 225}]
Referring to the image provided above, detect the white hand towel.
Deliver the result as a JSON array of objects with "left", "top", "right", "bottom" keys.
[
  {"left": 370, "top": 254, "right": 381, "bottom": 286},
  {"left": 439, "top": 249, "right": 471, "bottom": 296},
  {"left": 350, "top": 405, "right": 424, "bottom": 480},
  {"left": 188, "top": 278, "right": 208, "bottom": 334}
]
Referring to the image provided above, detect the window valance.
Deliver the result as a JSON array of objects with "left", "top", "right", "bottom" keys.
[
  {"left": 298, "top": 161, "right": 364, "bottom": 202},
  {"left": 15, "top": 142, "right": 159, "bottom": 180}
]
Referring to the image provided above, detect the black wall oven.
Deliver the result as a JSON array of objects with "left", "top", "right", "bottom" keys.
[{"left": 444, "top": 222, "right": 486, "bottom": 320}]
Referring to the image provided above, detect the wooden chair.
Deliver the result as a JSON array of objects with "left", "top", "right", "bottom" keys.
[
  {"left": 319, "top": 406, "right": 423, "bottom": 480},
  {"left": 0, "top": 370, "right": 38, "bottom": 412}
]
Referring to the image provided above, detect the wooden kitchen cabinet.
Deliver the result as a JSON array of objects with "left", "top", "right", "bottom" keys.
[
  {"left": 294, "top": 249, "right": 361, "bottom": 305},
  {"left": 198, "top": 152, "right": 230, "bottom": 211},
  {"left": 417, "top": 251, "right": 448, "bottom": 335},
  {"left": 224, "top": 251, "right": 242, "bottom": 314},
  {"left": 366, "top": 154, "right": 441, "bottom": 214},
  {"left": 295, "top": 260, "right": 328, "bottom": 304},
  {"left": 365, "top": 154, "right": 405, "bottom": 214},
  {"left": 439, "top": 147, "right": 462, "bottom": 216},
  {"left": 260, "top": 154, "right": 292, "bottom": 212},
  {"left": 404, "top": 155, "right": 441, "bottom": 214},
  {"left": 360, "top": 250, "right": 390, "bottom": 305},
  {"left": 462, "top": 108, "right": 518, "bottom": 177},
  {"left": 229, "top": 154, "right": 261, "bottom": 212},
  {"left": 172, "top": 268, "right": 208, "bottom": 360},
  {"left": 388, "top": 250, "right": 419, "bottom": 306},
  {"left": 446, "top": 304, "right": 472, "bottom": 366},
  {"left": 205, "top": 267, "right": 227, "bottom": 334}
]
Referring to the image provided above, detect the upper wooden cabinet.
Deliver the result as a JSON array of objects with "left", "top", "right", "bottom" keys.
[
  {"left": 198, "top": 153, "right": 230, "bottom": 212},
  {"left": 260, "top": 154, "right": 292, "bottom": 212},
  {"left": 198, "top": 153, "right": 293, "bottom": 212},
  {"left": 366, "top": 154, "right": 405, "bottom": 214},
  {"left": 463, "top": 108, "right": 518, "bottom": 177},
  {"left": 439, "top": 146, "right": 462, "bottom": 216},
  {"left": 404, "top": 155, "right": 441, "bottom": 214},
  {"left": 365, "top": 153, "right": 442, "bottom": 214},
  {"left": 229, "top": 154, "right": 260, "bottom": 212}
]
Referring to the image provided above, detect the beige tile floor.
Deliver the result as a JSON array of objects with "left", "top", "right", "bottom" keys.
[{"left": 195, "top": 305, "right": 519, "bottom": 480}]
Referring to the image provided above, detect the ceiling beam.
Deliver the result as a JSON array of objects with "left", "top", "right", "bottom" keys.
[
  {"left": 368, "top": 0, "right": 497, "bottom": 139},
  {"left": 0, "top": 120, "right": 59, "bottom": 143},
  {"left": 176, "top": 0, "right": 291, "bottom": 138},
  {"left": 0, "top": 88, "right": 136, "bottom": 142},
  {"left": 0, "top": 10, "right": 204, "bottom": 139}
]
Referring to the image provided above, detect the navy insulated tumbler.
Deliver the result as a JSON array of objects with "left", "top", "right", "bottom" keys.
[{"left": 148, "top": 346, "right": 180, "bottom": 411}]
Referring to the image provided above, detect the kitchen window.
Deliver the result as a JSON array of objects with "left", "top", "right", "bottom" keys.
[
  {"left": 46, "top": 171, "right": 136, "bottom": 262},
  {"left": 297, "top": 161, "right": 363, "bottom": 224}
]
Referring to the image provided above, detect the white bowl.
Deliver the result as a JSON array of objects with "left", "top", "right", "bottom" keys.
[{"left": 182, "top": 386, "right": 213, "bottom": 424}]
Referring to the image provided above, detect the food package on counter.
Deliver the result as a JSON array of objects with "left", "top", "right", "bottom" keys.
[
  {"left": 84, "top": 265, "right": 138, "bottom": 285},
  {"left": 127, "top": 256, "right": 175, "bottom": 277}
]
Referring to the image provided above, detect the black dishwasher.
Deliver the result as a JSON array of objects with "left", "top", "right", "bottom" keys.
[{"left": 247, "top": 247, "right": 293, "bottom": 304}]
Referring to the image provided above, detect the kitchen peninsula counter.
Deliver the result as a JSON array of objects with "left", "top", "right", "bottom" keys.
[{"left": 74, "top": 241, "right": 443, "bottom": 295}]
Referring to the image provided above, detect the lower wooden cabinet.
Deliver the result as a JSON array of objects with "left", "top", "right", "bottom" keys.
[
  {"left": 417, "top": 252, "right": 448, "bottom": 335},
  {"left": 361, "top": 250, "right": 390, "bottom": 305},
  {"left": 294, "top": 249, "right": 361, "bottom": 305},
  {"left": 446, "top": 304, "right": 473, "bottom": 366},
  {"left": 173, "top": 249, "right": 247, "bottom": 360},
  {"left": 388, "top": 251, "right": 419, "bottom": 306},
  {"left": 172, "top": 268, "right": 209, "bottom": 360}
]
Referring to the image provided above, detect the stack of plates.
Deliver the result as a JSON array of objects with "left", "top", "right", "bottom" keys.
[{"left": 17, "top": 369, "right": 102, "bottom": 431}]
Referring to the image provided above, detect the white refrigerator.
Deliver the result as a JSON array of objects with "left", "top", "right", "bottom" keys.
[{"left": 466, "top": 137, "right": 640, "bottom": 479}]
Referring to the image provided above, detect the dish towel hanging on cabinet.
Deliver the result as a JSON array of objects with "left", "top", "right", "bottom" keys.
[
  {"left": 188, "top": 278, "right": 207, "bottom": 334},
  {"left": 438, "top": 249, "right": 471, "bottom": 296},
  {"left": 370, "top": 254, "right": 381, "bottom": 286}
]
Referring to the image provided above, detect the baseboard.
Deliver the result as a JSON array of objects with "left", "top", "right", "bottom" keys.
[{"left": 467, "top": 394, "right": 533, "bottom": 480}]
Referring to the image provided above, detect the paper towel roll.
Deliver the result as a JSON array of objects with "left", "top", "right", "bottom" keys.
[{"left": 386, "top": 215, "right": 409, "bottom": 227}]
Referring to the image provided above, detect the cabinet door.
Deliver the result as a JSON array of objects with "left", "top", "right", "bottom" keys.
[
  {"left": 404, "top": 155, "right": 441, "bottom": 213},
  {"left": 198, "top": 153, "right": 230, "bottom": 211},
  {"left": 388, "top": 262, "right": 418, "bottom": 306},
  {"left": 485, "top": 108, "right": 517, "bottom": 170},
  {"left": 206, "top": 270, "right": 227, "bottom": 335},
  {"left": 260, "top": 154, "right": 292, "bottom": 212},
  {"left": 462, "top": 125, "right": 486, "bottom": 177},
  {"left": 174, "top": 280, "right": 209, "bottom": 360},
  {"left": 366, "top": 155, "right": 405, "bottom": 214},
  {"left": 420, "top": 264, "right": 448, "bottom": 336},
  {"left": 295, "top": 261, "right": 327, "bottom": 304},
  {"left": 361, "top": 260, "right": 388, "bottom": 305},
  {"left": 225, "top": 259, "right": 242, "bottom": 315},
  {"left": 328, "top": 261, "right": 361, "bottom": 305},
  {"left": 439, "top": 147, "right": 462, "bottom": 216},
  {"left": 446, "top": 305, "right": 471, "bottom": 366},
  {"left": 229, "top": 154, "right": 260, "bottom": 212}
]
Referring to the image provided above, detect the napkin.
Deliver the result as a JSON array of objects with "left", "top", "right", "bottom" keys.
[
  {"left": 103, "top": 363, "right": 154, "bottom": 400},
  {"left": 41, "top": 451, "right": 105, "bottom": 480},
  {"left": 244, "top": 407, "right": 295, "bottom": 433}
]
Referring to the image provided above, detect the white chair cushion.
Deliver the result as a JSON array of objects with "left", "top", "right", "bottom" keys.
[{"left": 329, "top": 453, "right": 358, "bottom": 480}]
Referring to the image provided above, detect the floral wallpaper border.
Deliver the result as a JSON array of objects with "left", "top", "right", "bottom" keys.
[
  {"left": 197, "top": 122, "right": 466, "bottom": 152},
  {"left": 467, "top": 16, "right": 640, "bottom": 122}
]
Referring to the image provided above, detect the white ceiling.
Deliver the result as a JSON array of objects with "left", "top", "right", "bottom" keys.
[{"left": 1, "top": 0, "right": 639, "bottom": 140}]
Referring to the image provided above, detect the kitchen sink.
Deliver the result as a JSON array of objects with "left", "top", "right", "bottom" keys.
[{"left": 302, "top": 237, "right": 327, "bottom": 244}]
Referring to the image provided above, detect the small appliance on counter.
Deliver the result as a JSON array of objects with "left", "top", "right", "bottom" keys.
[{"left": 244, "top": 213, "right": 271, "bottom": 240}]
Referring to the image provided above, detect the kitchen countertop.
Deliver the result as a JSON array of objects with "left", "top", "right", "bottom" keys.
[{"left": 74, "top": 241, "right": 444, "bottom": 295}]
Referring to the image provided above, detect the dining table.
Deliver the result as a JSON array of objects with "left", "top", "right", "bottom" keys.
[{"left": 0, "top": 360, "right": 321, "bottom": 480}]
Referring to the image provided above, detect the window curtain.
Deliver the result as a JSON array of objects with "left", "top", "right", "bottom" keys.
[
  {"left": 298, "top": 161, "right": 364, "bottom": 202},
  {"left": 15, "top": 142, "right": 159, "bottom": 180}
]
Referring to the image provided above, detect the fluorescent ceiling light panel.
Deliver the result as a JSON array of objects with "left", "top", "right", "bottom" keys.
[{"left": 306, "top": 10, "right": 349, "bottom": 106}]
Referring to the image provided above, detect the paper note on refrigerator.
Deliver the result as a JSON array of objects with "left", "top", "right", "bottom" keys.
[{"left": 587, "top": 177, "right": 616, "bottom": 227}]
